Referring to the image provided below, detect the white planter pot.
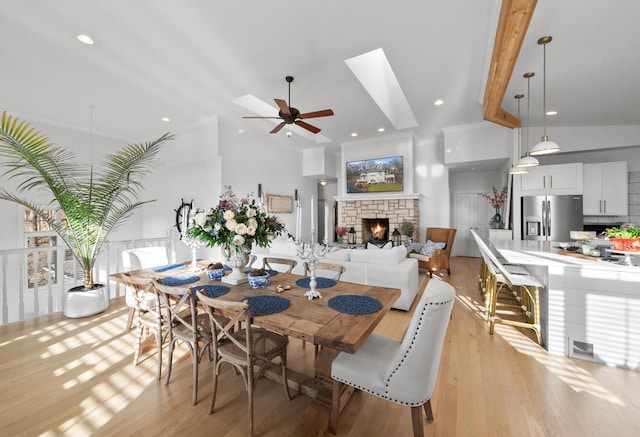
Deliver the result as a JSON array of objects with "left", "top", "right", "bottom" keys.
[{"left": 63, "top": 284, "right": 109, "bottom": 318}]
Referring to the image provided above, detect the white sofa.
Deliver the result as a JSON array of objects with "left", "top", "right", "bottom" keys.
[{"left": 251, "top": 236, "right": 420, "bottom": 311}]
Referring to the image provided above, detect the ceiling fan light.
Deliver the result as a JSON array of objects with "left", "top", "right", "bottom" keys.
[
  {"left": 509, "top": 166, "right": 529, "bottom": 175},
  {"left": 530, "top": 136, "right": 560, "bottom": 156},
  {"left": 515, "top": 155, "right": 539, "bottom": 167}
]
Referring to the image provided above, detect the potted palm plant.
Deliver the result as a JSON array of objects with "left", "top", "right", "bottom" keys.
[{"left": 0, "top": 111, "right": 172, "bottom": 317}]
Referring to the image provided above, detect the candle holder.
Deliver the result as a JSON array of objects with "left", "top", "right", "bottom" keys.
[
  {"left": 296, "top": 241, "right": 329, "bottom": 299},
  {"left": 182, "top": 234, "right": 204, "bottom": 273}
]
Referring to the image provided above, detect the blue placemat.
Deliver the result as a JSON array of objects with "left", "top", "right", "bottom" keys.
[
  {"left": 151, "top": 263, "right": 184, "bottom": 272},
  {"left": 193, "top": 284, "right": 230, "bottom": 299},
  {"left": 296, "top": 277, "right": 336, "bottom": 289},
  {"left": 161, "top": 274, "right": 200, "bottom": 286},
  {"left": 266, "top": 269, "right": 278, "bottom": 277},
  {"left": 328, "top": 295, "right": 383, "bottom": 315},
  {"left": 242, "top": 295, "right": 290, "bottom": 316}
]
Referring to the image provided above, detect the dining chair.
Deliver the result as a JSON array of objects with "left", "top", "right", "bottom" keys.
[
  {"left": 261, "top": 257, "right": 297, "bottom": 273},
  {"left": 303, "top": 261, "right": 346, "bottom": 280},
  {"left": 120, "top": 273, "right": 167, "bottom": 380},
  {"left": 122, "top": 246, "right": 169, "bottom": 329},
  {"left": 152, "top": 279, "right": 213, "bottom": 405},
  {"left": 196, "top": 291, "right": 291, "bottom": 436},
  {"left": 330, "top": 277, "right": 455, "bottom": 437}
]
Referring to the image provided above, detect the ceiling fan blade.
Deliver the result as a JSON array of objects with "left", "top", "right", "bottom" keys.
[
  {"left": 242, "top": 116, "right": 282, "bottom": 119},
  {"left": 270, "top": 122, "right": 286, "bottom": 134},
  {"left": 298, "top": 109, "right": 334, "bottom": 119},
  {"left": 295, "top": 120, "right": 321, "bottom": 134},
  {"left": 274, "top": 99, "right": 291, "bottom": 116}
]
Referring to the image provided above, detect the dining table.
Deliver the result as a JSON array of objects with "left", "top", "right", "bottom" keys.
[{"left": 110, "top": 259, "right": 400, "bottom": 412}]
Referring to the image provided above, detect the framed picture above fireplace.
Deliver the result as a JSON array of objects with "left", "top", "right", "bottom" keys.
[{"left": 346, "top": 155, "right": 403, "bottom": 193}]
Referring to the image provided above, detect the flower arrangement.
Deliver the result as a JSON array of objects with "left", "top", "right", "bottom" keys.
[
  {"left": 335, "top": 226, "right": 348, "bottom": 238},
  {"left": 480, "top": 186, "right": 508, "bottom": 209},
  {"left": 187, "top": 186, "right": 285, "bottom": 250}
]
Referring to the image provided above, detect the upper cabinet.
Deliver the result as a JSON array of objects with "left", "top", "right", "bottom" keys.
[
  {"left": 520, "top": 163, "right": 583, "bottom": 195},
  {"left": 583, "top": 161, "right": 628, "bottom": 216}
]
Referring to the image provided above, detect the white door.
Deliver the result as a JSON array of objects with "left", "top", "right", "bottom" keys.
[{"left": 454, "top": 192, "right": 491, "bottom": 257}]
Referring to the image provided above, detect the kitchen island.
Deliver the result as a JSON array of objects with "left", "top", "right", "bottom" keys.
[{"left": 490, "top": 239, "right": 640, "bottom": 371}]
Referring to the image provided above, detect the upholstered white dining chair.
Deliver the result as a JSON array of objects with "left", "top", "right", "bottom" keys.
[
  {"left": 122, "top": 246, "right": 170, "bottom": 329},
  {"left": 330, "top": 278, "right": 455, "bottom": 437}
]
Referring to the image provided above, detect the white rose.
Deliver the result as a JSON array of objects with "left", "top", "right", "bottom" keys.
[
  {"left": 247, "top": 218, "right": 258, "bottom": 228},
  {"left": 235, "top": 223, "right": 247, "bottom": 235},
  {"left": 223, "top": 210, "right": 235, "bottom": 221},
  {"left": 225, "top": 219, "right": 237, "bottom": 231},
  {"left": 232, "top": 235, "right": 245, "bottom": 246},
  {"left": 246, "top": 208, "right": 257, "bottom": 218},
  {"left": 214, "top": 223, "right": 221, "bottom": 231},
  {"left": 246, "top": 225, "right": 256, "bottom": 236},
  {"left": 194, "top": 212, "right": 207, "bottom": 227}
]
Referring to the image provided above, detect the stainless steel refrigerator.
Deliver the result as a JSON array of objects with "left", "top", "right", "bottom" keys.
[{"left": 522, "top": 195, "right": 583, "bottom": 242}]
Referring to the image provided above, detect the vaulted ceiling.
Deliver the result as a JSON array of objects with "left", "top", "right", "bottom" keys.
[{"left": 2, "top": 1, "right": 638, "bottom": 150}]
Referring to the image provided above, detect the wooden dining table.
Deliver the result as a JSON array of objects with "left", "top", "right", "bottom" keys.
[{"left": 110, "top": 259, "right": 400, "bottom": 408}]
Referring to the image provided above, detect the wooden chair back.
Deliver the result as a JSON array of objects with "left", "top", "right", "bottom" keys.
[
  {"left": 303, "top": 261, "right": 346, "bottom": 280},
  {"left": 262, "top": 257, "right": 297, "bottom": 274}
]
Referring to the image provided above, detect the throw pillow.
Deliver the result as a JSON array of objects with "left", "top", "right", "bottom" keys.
[
  {"left": 419, "top": 239, "right": 448, "bottom": 256},
  {"left": 407, "top": 242, "right": 425, "bottom": 254},
  {"left": 366, "top": 240, "right": 393, "bottom": 250}
]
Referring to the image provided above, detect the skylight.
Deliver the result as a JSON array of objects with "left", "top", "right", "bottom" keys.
[{"left": 345, "top": 48, "right": 418, "bottom": 130}]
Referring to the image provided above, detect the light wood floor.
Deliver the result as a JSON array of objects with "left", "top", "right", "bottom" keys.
[{"left": 1, "top": 257, "right": 639, "bottom": 436}]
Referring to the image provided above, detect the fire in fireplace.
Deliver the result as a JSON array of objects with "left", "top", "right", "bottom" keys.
[{"left": 362, "top": 218, "right": 390, "bottom": 242}]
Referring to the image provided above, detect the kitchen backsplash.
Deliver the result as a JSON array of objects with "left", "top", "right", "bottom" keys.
[{"left": 584, "top": 170, "right": 640, "bottom": 227}]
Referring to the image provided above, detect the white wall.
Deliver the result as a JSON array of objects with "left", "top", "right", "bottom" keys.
[{"left": 414, "top": 137, "right": 450, "bottom": 241}]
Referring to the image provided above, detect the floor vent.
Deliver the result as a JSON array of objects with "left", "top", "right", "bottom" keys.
[{"left": 570, "top": 339, "right": 595, "bottom": 360}]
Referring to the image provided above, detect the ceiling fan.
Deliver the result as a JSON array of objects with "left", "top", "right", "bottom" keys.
[{"left": 242, "top": 76, "right": 334, "bottom": 134}]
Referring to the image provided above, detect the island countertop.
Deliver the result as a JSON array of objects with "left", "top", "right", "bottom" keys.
[{"left": 490, "top": 239, "right": 639, "bottom": 271}]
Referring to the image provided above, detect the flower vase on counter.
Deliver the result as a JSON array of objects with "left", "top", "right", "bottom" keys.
[{"left": 489, "top": 208, "right": 503, "bottom": 229}]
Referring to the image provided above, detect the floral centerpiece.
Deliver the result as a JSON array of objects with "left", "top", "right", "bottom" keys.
[
  {"left": 480, "top": 186, "right": 508, "bottom": 229},
  {"left": 335, "top": 226, "right": 347, "bottom": 243},
  {"left": 187, "top": 186, "right": 285, "bottom": 283}
]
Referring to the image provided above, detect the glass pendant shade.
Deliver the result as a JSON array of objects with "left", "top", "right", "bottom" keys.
[
  {"left": 531, "top": 36, "right": 559, "bottom": 156},
  {"left": 515, "top": 154, "right": 539, "bottom": 167},
  {"left": 530, "top": 136, "right": 560, "bottom": 155}
]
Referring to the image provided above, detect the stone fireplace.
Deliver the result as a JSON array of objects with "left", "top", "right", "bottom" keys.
[{"left": 337, "top": 196, "right": 419, "bottom": 244}]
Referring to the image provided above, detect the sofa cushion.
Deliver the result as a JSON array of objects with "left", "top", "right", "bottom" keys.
[
  {"left": 325, "top": 247, "right": 351, "bottom": 261},
  {"left": 350, "top": 245, "right": 407, "bottom": 265}
]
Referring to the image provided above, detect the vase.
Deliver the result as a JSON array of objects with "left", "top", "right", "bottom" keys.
[
  {"left": 222, "top": 244, "right": 249, "bottom": 285},
  {"left": 489, "top": 208, "right": 503, "bottom": 229}
]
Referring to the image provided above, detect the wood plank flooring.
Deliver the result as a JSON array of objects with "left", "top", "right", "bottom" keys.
[{"left": 1, "top": 257, "right": 639, "bottom": 436}]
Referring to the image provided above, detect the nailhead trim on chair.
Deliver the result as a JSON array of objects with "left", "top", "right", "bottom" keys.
[{"left": 333, "top": 296, "right": 454, "bottom": 407}]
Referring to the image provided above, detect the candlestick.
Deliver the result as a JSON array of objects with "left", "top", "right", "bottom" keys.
[
  {"left": 296, "top": 240, "right": 329, "bottom": 299},
  {"left": 324, "top": 202, "right": 329, "bottom": 244},
  {"left": 295, "top": 201, "right": 302, "bottom": 242},
  {"left": 310, "top": 195, "right": 315, "bottom": 244}
]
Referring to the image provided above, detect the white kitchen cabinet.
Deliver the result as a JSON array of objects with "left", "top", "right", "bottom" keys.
[
  {"left": 520, "top": 163, "right": 583, "bottom": 195},
  {"left": 583, "top": 161, "right": 628, "bottom": 216}
]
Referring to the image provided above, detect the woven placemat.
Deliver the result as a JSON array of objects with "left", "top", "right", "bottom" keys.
[
  {"left": 150, "top": 263, "right": 184, "bottom": 272},
  {"left": 193, "top": 284, "right": 230, "bottom": 299},
  {"left": 160, "top": 274, "right": 200, "bottom": 286},
  {"left": 295, "top": 277, "right": 336, "bottom": 289},
  {"left": 242, "top": 295, "right": 290, "bottom": 316},
  {"left": 328, "top": 295, "right": 383, "bottom": 315}
]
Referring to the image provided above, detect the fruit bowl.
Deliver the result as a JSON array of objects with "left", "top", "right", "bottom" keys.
[
  {"left": 206, "top": 268, "right": 225, "bottom": 280},
  {"left": 248, "top": 275, "right": 269, "bottom": 288}
]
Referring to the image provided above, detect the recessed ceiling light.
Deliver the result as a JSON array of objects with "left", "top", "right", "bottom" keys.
[
  {"left": 77, "top": 34, "right": 94, "bottom": 45},
  {"left": 319, "top": 180, "right": 327, "bottom": 186},
  {"left": 434, "top": 99, "right": 444, "bottom": 106},
  {"left": 351, "top": 132, "right": 358, "bottom": 137},
  {"left": 546, "top": 110, "right": 558, "bottom": 115},
  {"left": 237, "top": 129, "right": 244, "bottom": 134},
  {"left": 286, "top": 131, "right": 292, "bottom": 137},
  {"left": 378, "top": 127, "right": 385, "bottom": 132},
  {"left": 161, "top": 117, "right": 170, "bottom": 122}
]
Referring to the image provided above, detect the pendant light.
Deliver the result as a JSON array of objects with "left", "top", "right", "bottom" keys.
[
  {"left": 516, "top": 72, "right": 540, "bottom": 167},
  {"left": 530, "top": 36, "right": 560, "bottom": 155},
  {"left": 508, "top": 94, "right": 528, "bottom": 175}
]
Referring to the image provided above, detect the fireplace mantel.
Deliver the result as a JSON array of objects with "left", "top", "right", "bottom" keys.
[{"left": 334, "top": 193, "right": 422, "bottom": 202}]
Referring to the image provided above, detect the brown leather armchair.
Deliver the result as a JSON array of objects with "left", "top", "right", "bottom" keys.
[{"left": 409, "top": 227, "right": 456, "bottom": 277}]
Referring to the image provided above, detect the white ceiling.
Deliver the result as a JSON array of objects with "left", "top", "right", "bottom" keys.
[{"left": 2, "top": 1, "right": 639, "bottom": 152}]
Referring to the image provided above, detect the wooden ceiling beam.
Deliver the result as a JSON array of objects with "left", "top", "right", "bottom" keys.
[{"left": 483, "top": 0, "right": 537, "bottom": 129}]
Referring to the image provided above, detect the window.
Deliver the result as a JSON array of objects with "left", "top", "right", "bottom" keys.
[{"left": 23, "top": 210, "right": 78, "bottom": 288}]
